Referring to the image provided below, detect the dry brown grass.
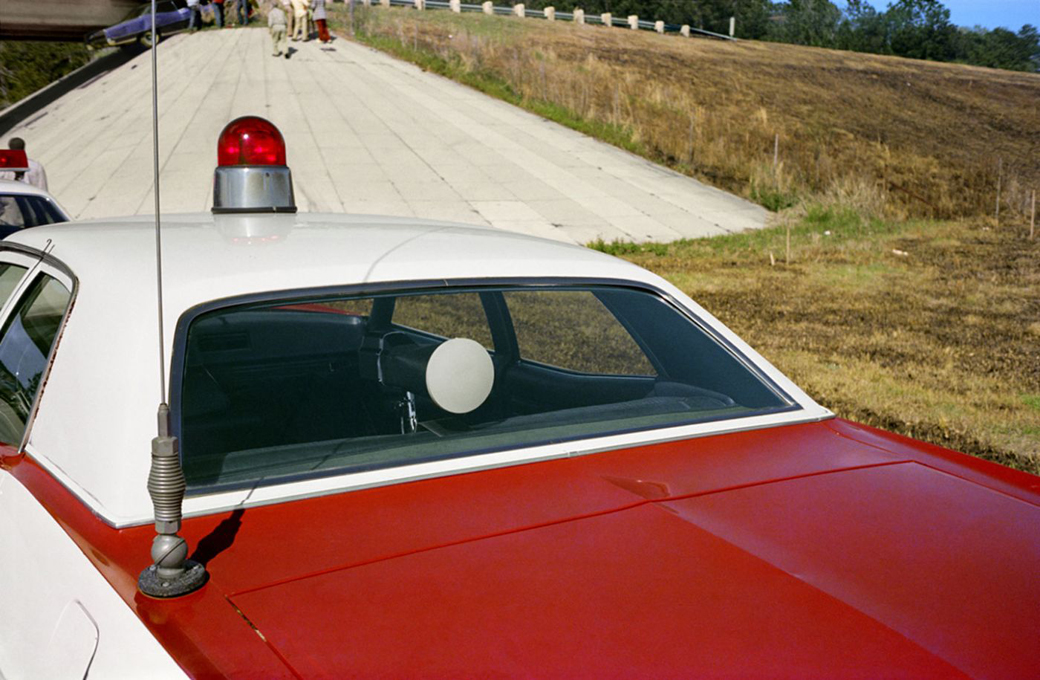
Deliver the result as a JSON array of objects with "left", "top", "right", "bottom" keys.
[
  {"left": 341, "top": 8, "right": 1040, "bottom": 220},
  {"left": 612, "top": 214, "right": 1040, "bottom": 475}
]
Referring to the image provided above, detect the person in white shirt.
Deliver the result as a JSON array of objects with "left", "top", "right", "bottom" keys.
[
  {"left": 0, "top": 138, "right": 48, "bottom": 192},
  {"left": 290, "top": 0, "right": 310, "bottom": 41}
]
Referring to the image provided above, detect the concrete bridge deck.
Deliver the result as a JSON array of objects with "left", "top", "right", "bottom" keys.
[{"left": 6, "top": 27, "right": 767, "bottom": 244}]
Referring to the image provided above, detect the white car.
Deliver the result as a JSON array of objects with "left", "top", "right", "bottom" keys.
[
  {"left": 0, "top": 178, "right": 70, "bottom": 239},
  {"left": 0, "top": 118, "right": 1037, "bottom": 679}
]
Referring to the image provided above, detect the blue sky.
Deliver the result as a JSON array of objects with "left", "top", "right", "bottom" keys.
[{"left": 860, "top": 1, "right": 1039, "bottom": 31}]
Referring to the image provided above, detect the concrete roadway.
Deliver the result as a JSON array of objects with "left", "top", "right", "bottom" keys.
[{"left": 7, "top": 27, "right": 768, "bottom": 244}]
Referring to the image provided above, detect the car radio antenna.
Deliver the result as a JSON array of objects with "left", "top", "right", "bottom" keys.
[{"left": 138, "top": 0, "right": 207, "bottom": 599}]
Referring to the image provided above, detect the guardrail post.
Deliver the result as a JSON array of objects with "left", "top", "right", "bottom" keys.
[
  {"left": 514, "top": 3, "right": 525, "bottom": 17},
  {"left": 414, "top": 0, "right": 425, "bottom": 10},
  {"left": 729, "top": 16, "right": 735, "bottom": 37},
  {"left": 627, "top": 15, "right": 638, "bottom": 29},
  {"left": 680, "top": 24, "right": 690, "bottom": 37},
  {"left": 574, "top": 8, "right": 584, "bottom": 24},
  {"left": 601, "top": 12, "right": 611, "bottom": 27},
  {"left": 381, "top": 0, "right": 390, "bottom": 8},
  {"left": 450, "top": 0, "right": 461, "bottom": 11},
  {"left": 545, "top": 6, "right": 555, "bottom": 20},
  {"left": 654, "top": 20, "right": 664, "bottom": 33},
  {"left": 482, "top": 1, "right": 493, "bottom": 14},
  {"left": 361, "top": 0, "right": 370, "bottom": 7}
]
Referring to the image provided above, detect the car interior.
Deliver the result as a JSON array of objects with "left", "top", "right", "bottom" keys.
[{"left": 177, "top": 286, "right": 791, "bottom": 490}]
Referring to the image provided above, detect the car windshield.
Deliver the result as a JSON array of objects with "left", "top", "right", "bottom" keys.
[{"left": 177, "top": 284, "right": 793, "bottom": 491}]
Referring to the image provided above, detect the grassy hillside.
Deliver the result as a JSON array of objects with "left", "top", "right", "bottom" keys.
[
  {"left": 328, "top": 8, "right": 1040, "bottom": 474},
  {"left": 594, "top": 213, "right": 1040, "bottom": 475},
  {"left": 336, "top": 7, "right": 1039, "bottom": 221}
]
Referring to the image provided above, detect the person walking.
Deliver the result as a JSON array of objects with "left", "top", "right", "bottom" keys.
[
  {"left": 312, "top": 0, "right": 329, "bottom": 43},
  {"left": 268, "top": 4, "right": 288, "bottom": 57},
  {"left": 236, "top": 0, "right": 249, "bottom": 25},
  {"left": 212, "top": 0, "right": 225, "bottom": 27},
  {"left": 0, "top": 138, "right": 48, "bottom": 191},
  {"left": 290, "top": 0, "right": 309, "bottom": 41},
  {"left": 281, "top": 0, "right": 295, "bottom": 42},
  {"left": 186, "top": 0, "right": 201, "bottom": 30}
]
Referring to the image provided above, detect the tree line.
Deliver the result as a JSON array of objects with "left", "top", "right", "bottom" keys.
[{"left": 520, "top": 0, "right": 1040, "bottom": 73}]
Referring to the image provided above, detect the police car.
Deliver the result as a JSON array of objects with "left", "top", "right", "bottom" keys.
[
  {"left": 0, "top": 149, "right": 70, "bottom": 239},
  {"left": 0, "top": 118, "right": 1037, "bottom": 678}
]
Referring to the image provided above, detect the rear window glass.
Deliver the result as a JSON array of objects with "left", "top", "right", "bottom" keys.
[
  {"left": 177, "top": 285, "right": 791, "bottom": 491},
  {"left": 0, "top": 195, "right": 66, "bottom": 231},
  {"left": 0, "top": 264, "right": 28, "bottom": 309},
  {"left": 0, "top": 275, "right": 71, "bottom": 445}
]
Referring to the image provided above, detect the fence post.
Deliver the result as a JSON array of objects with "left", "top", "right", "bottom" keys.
[
  {"left": 654, "top": 20, "right": 664, "bottom": 33},
  {"left": 680, "top": 24, "right": 690, "bottom": 37},
  {"left": 627, "top": 15, "right": 638, "bottom": 29},
  {"left": 544, "top": 6, "right": 555, "bottom": 20},
  {"left": 574, "top": 8, "right": 584, "bottom": 24},
  {"left": 1031, "top": 189, "right": 1036, "bottom": 239},
  {"left": 773, "top": 133, "right": 779, "bottom": 181},
  {"left": 514, "top": 3, "right": 525, "bottom": 17},
  {"left": 995, "top": 157, "right": 1002, "bottom": 226},
  {"left": 601, "top": 12, "right": 611, "bottom": 27}
]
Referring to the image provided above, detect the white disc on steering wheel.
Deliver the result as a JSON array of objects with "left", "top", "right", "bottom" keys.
[{"left": 425, "top": 338, "right": 494, "bottom": 414}]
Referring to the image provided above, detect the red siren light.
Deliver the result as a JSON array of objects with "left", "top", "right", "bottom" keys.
[
  {"left": 217, "top": 116, "right": 286, "bottom": 167},
  {"left": 0, "top": 150, "right": 29, "bottom": 172}
]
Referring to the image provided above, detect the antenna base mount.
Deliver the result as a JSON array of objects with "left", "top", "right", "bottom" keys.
[{"left": 138, "top": 559, "right": 208, "bottom": 599}]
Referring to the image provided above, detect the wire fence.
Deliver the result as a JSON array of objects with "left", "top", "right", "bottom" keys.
[{"left": 371, "top": 0, "right": 736, "bottom": 41}]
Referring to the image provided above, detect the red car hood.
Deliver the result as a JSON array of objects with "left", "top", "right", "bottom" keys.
[
  {"left": 32, "top": 420, "right": 1036, "bottom": 678},
  {"left": 211, "top": 426, "right": 1040, "bottom": 679}
]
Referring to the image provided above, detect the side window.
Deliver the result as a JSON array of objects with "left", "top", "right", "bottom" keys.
[
  {"left": 0, "top": 275, "right": 72, "bottom": 445},
  {"left": 504, "top": 290, "right": 655, "bottom": 376},
  {"left": 392, "top": 293, "right": 494, "bottom": 350},
  {"left": 0, "top": 264, "right": 28, "bottom": 309}
]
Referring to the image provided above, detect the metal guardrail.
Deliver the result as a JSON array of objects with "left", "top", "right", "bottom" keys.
[{"left": 379, "top": 0, "right": 736, "bottom": 41}]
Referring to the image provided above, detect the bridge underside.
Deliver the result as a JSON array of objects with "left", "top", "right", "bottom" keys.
[{"left": 0, "top": 0, "right": 139, "bottom": 41}]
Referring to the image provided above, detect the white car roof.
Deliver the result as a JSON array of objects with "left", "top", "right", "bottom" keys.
[
  {"left": 0, "top": 178, "right": 57, "bottom": 200},
  {"left": 3, "top": 213, "right": 827, "bottom": 526}
]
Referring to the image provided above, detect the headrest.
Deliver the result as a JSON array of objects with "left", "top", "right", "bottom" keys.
[{"left": 380, "top": 337, "right": 494, "bottom": 414}]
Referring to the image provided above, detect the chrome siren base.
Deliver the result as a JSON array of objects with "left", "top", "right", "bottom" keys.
[{"left": 213, "top": 165, "right": 297, "bottom": 214}]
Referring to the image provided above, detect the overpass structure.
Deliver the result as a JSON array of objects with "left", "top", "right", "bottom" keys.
[
  {"left": 0, "top": 0, "right": 139, "bottom": 40},
  {"left": 2, "top": 28, "right": 767, "bottom": 244}
]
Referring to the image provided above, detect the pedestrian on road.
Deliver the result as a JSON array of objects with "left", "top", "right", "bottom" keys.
[
  {"left": 281, "top": 0, "right": 295, "bottom": 41},
  {"left": 0, "top": 138, "right": 48, "bottom": 191},
  {"left": 212, "top": 0, "right": 225, "bottom": 27},
  {"left": 290, "top": 0, "right": 309, "bottom": 41},
  {"left": 269, "top": 4, "right": 289, "bottom": 57},
  {"left": 236, "top": 0, "right": 249, "bottom": 25},
  {"left": 312, "top": 0, "right": 329, "bottom": 43},
  {"left": 187, "top": 0, "right": 201, "bottom": 30}
]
